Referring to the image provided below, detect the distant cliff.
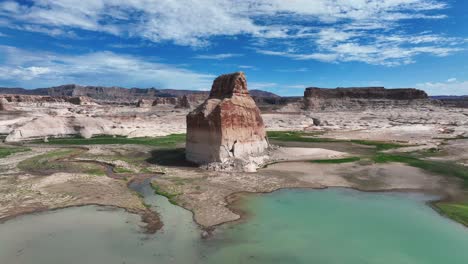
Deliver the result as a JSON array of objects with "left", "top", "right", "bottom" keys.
[
  {"left": 431, "top": 96, "right": 468, "bottom": 108},
  {"left": 304, "top": 87, "right": 433, "bottom": 110},
  {"left": 0, "top": 84, "right": 279, "bottom": 102}
]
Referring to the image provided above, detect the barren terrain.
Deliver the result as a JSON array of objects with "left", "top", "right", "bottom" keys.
[{"left": 1, "top": 100, "right": 467, "bottom": 230}]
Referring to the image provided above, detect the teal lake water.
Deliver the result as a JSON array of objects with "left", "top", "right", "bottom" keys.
[{"left": 1, "top": 187, "right": 468, "bottom": 264}]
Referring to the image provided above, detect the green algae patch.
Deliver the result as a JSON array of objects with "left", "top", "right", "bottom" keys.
[
  {"left": 372, "top": 153, "right": 468, "bottom": 183},
  {"left": 0, "top": 146, "right": 30, "bottom": 158},
  {"left": 434, "top": 203, "right": 468, "bottom": 227},
  {"left": 36, "top": 134, "right": 186, "bottom": 147},
  {"left": 150, "top": 182, "right": 180, "bottom": 205},
  {"left": 310, "top": 157, "right": 361, "bottom": 164},
  {"left": 267, "top": 131, "right": 406, "bottom": 150}
]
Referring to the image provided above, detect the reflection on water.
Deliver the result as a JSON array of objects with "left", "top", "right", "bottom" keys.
[{"left": 1, "top": 186, "right": 468, "bottom": 264}]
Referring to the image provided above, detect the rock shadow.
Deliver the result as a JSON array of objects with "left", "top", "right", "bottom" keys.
[{"left": 146, "top": 148, "right": 198, "bottom": 168}]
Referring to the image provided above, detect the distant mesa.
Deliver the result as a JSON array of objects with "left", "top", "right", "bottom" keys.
[
  {"left": 304, "top": 87, "right": 428, "bottom": 99},
  {"left": 1, "top": 84, "right": 464, "bottom": 110},
  {"left": 186, "top": 72, "right": 269, "bottom": 171},
  {"left": 0, "top": 84, "right": 280, "bottom": 106},
  {"left": 304, "top": 87, "right": 433, "bottom": 110}
]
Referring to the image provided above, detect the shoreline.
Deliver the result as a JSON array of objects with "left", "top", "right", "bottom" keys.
[
  {"left": 0, "top": 203, "right": 162, "bottom": 234},
  {"left": 220, "top": 186, "right": 450, "bottom": 229},
  {"left": 0, "top": 182, "right": 465, "bottom": 237}
]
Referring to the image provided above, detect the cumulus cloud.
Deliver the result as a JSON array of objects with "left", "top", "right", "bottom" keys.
[
  {"left": 0, "top": 0, "right": 463, "bottom": 65},
  {"left": 416, "top": 79, "right": 468, "bottom": 95},
  {"left": 0, "top": 45, "right": 214, "bottom": 89}
]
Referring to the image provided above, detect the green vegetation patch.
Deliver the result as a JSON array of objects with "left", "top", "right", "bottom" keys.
[
  {"left": 0, "top": 146, "right": 30, "bottom": 158},
  {"left": 267, "top": 131, "right": 338, "bottom": 143},
  {"left": 37, "top": 134, "right": 186, "bottom": 147},
  {"left": 18, "top": 149, "right": 106, "bottom": 176},
  {"left": 113, "top": 167, "right": 134, "bottom": 174},
  {"left": 150, "top": 182, "right": 179, "bottom": 205},
  {"left": 372, "top": 153, "right": 468, "bottom": 183},
  {"left": 348, "top": 140, "right": 406, "bottom": 151},
  {"left": 310, "top": 157, "right": 361, "bottom": 164},
  {"left": 267, "top": 131, "right": 406, "bottom": 150},
  {"left": 435, "top": 202, "right": 468, "bottom": 227},
  {"left": 83, "top": 166, "right": 107, "bottom": 176},
  {"left": 18, "top": 149, "right": 77, "bottom": 171}
]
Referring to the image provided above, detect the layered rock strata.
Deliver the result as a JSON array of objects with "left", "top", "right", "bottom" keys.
[
  {"left": 304, "top": 87, "right": 433, "bottom": 111},
  {"left": 186, "top": 72, "right": 268, "bottom": 171}
]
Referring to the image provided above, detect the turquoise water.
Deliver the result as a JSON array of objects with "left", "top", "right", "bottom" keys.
[
  {"left": 1, "top": 187, "right": 468, "bottom": 264},
  {"left": 205, "top": 189, "right": 468, "bottom": 264}
]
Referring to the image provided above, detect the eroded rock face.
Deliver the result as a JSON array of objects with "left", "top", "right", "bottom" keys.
[
  {"left": 304, "top": 87, "right": 434, "bottom": 111},
  {"left": 186, "top": 72, "right": 268, "bottom": 170}
]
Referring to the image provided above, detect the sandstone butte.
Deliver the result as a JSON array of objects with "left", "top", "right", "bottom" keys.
[{"left": 186, "top": 72, "right": 268, "bottom": 167}]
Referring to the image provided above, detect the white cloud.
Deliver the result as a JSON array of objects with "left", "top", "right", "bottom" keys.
[
  {"left": 416, "top": 79, "right": 468, "bottom": 96},
  {"left": 285, "top": 84, "right": 307, "bottom": 89},
  {"left": 0, "top": 45, "right": 214, "bottom": 89},
  {"left": 276, "top": 68, "right": 309, "bottom": 72},
  {"left": 0, "top": 0, "right": 463, "bottom": 65},
  {"left": 256, "top": 50, "right": 338, "bottom": 62},
  {"left": 238, "top": 65, "right": 257, "bottom": 70},
  {"left": 256, "top": 32, "right": 463, "bottom": 66},
  {"left": 249, "top": 82, "right": 278, "bottom": 90},
  {"left": 194, "top": 53, "right": 243, "bottom": 60}
]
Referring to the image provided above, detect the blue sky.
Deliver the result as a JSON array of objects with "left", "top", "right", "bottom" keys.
[{"left": 0, "top": 0, "right": 467, "bottom": 96}]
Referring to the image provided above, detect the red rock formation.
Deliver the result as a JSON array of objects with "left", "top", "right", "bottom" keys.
[
  {"left": 186, "top": 72, "right": 268, "bottom": 167},
  {"left": 176, "top": 95, "right": 191, "bottom": 109}
]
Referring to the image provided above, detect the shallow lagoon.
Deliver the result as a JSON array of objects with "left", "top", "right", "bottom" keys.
[{"left": 1, "top": 187, "right": 468, "bottom": 264}]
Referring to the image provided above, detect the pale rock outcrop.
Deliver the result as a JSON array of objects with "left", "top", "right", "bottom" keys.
[
  {"left": 66, "top": 96, "right": 96, "bottom": 106},
  {"left": 4, "top": 116, "right": 114, "bottom": 142},
  {"left": 136, "top": 99, "right": 154, "bottom": 108},
  {"left": 186, "top": 72, "right": 268, "bottom": 172},
  {"left": 152, "top": 97, "right": 178, "bottom": 106},
  {"left": 0, "top": 97, "right": 14, "bottom": 111}
]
